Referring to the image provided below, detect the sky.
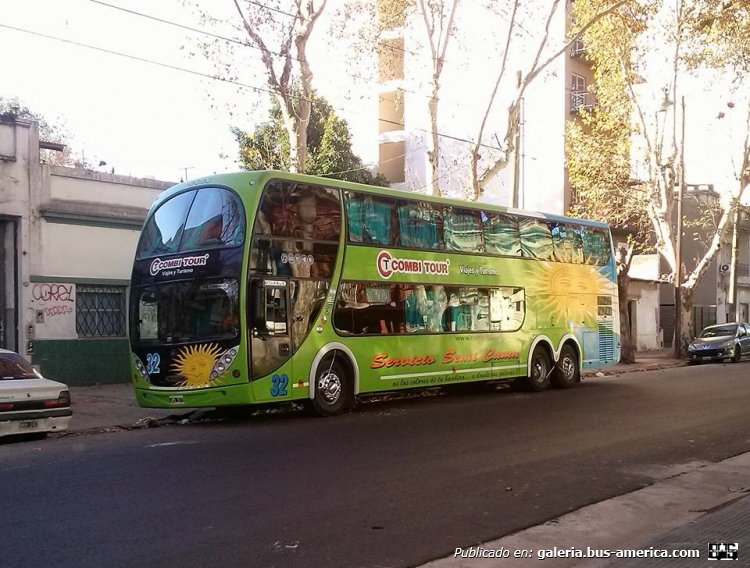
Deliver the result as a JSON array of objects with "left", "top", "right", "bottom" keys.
[
  {"left": 2, "top": 0, "right": 257, "bottom": 182},
  {"left": 3, "top": 1, "right": 748, "bottom": 198}
]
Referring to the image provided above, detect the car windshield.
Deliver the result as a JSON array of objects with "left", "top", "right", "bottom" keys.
[
  {"left": 700, "top": 325, "right": 737, "bottom": 338},
  {"left": 0, "top": 353, "right": 38, "bottom": 379}
]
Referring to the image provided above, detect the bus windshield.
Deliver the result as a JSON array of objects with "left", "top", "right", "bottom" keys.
[
  {"left": 131, "top": 277, "right": 239, "bottom": 344},
  {"left": 136, "top": 187, "right": 244, "bottom": 259}
]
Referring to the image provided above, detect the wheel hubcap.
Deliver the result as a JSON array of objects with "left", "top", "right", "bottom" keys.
[
  {"left": 533, "top": 357, "right": 546, "bottom": 383},
  {"left": 561, "top": 356, "right": 575, "bottom": 380},
  {"left": 318, "top": 371, "right": 342, "bottom": 404}
]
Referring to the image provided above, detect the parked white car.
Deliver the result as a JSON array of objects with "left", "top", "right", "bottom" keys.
[{"left": 0, "top": 349, "right": 72, "bottom": 439}]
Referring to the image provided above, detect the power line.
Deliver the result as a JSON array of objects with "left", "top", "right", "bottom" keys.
[
  {"left": 87, "top": 0, "right": 469, "bottom": 108},
  {"left": 0, "top": 23, "right": 280, "bottom": 98},
  {"left": 88, "top": 0, "right": 547, "bottom": 136},
  {"left": 1, "top": 22, "right": 502, "bottom": 151},
  {"left": 89, "top": 0, "right": 289, "bottom": 60}
]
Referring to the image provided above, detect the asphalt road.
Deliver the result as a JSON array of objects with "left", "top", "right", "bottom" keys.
[{"left": 2, "top": 362, "right": 750, "bottom": 568}]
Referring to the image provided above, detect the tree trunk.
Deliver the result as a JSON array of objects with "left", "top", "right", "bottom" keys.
[
  {"left": 676, "top": 285, "right": 694, "bottom": 357},
  {"left": 427, "top": 94, "right": 441, "bottom": 196},
  {"left": 617, "top": 270, "right": 635, "bottom": 364}
]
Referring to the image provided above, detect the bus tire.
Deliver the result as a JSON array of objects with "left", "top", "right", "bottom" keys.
[
  {"left": 526, "top": 345, "right": 551, "bottom": 392},
  {"left": 306, "top": 356, "right": 352, "bottom": 417},
  {"left": 552, "top": 344, "right": 579, "bottom": 389}
]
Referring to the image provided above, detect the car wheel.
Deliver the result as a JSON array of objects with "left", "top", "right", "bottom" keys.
[
  {"left": 552, "top": 344, "right": 579, "bottom": 389},
  {"left": 732, "top": 346, "right": 741, "bottom": 363},
  {"left": 526, "top": 346, "right": 551, "bottom": 392},
  {"left": 305, "top": 356, "right": 352, "bottom": 417}
]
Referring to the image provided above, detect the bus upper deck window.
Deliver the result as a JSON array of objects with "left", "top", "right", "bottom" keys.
[
  {"left": 182, "top": 188, "right": 245, "bottom": 250},
  {"left": 519, "top": 218, "right": 553, "bottom": 260},
  {"left": 137, "top": 190, "right": 195, "bottom": 258}
]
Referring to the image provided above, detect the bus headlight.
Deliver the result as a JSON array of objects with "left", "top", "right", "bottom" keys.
[
  {"left": 132, "top": 354, "right": 149, "bottom": 382},
  {"left": 210, "top": 345, "right": 239, "bottom": 380}
]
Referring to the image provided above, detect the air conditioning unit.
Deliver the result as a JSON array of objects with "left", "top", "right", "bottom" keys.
[{"left": 719, "top": 263, "right": 731, "bottom": 274}]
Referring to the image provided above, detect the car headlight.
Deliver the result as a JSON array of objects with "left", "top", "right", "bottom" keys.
[{"left": 688, "top": 343, "right": 696, "bottom": 351}]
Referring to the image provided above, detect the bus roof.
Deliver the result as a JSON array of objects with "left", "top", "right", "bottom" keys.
[{"left": 151, "top": 170, "right": 612, "bottom": 231}]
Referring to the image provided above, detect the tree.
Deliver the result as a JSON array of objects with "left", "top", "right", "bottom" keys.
[
  {"left": 233, "top": 90, "right": 389, "bottom": 186},
  {"left": 564, "top": 1, "right": 651, "bottom": 363},
  {"left": 190, "top": 0, "right": 328, "bottom": 174},
  {"left": 416, "top": 0, "right": 459, "bottom": 197},
  {"left": 0, "top": 96, "right": 74, "bottom": 166},
  {"left": 565, "top": 0, "right": 750, "bottom": 355}
]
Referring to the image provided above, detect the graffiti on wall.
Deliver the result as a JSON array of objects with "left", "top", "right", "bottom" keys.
[{"left": 30, "top": 283, "right": 76, "bottom": 339}]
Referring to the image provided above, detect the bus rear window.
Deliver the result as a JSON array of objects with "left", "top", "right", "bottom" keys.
[{"left": 137, "top": 188, "right": 245, "bottom": 259}]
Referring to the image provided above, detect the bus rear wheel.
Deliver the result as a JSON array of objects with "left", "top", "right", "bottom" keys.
[
  {"left": 526, "top": 346, "right": 551, "bottom": 392},
  {"left": 552, "top": 344, "right": 579, "bottom": 389},
  {"left": 306, "top": 356, "right": 352, "bottom": 417}
]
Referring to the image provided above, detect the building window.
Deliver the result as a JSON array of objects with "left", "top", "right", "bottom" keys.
[
  {"left": 570, "top": 37, "right": 585, "bottom": 57},
  {"left": 378, "top": 141, "right": 406, "bottom": 183},
  {"left": 379, "top": 90, "right": 405, "bottom": 134},
  {"left": 571, "top": 74, "right": 590, "bottom": 112},
  {"left": 377, "top": 38, "right": 405, "bottom": 82},
  {"left": 76, "top": 285, "right": 126, "bottom": 337}
]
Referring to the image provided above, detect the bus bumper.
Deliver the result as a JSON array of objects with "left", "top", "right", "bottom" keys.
[{"left": 135, "top": 383, "right": 254, "bottom": 409}]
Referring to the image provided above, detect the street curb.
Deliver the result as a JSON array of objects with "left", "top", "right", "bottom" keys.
[{"left": 582, "top": 360, "right": 687, "bottom": 378}]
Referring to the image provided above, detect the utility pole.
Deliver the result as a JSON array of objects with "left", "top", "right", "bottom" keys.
[{"left": 728, "top": 200, "right": 740, "bottom": 322}]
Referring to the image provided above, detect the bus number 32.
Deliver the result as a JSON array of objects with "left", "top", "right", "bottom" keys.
[
  {"left": 271, "top": 374, "right": 288, "bottom": 397},
  {"left": 146, "top": 352, "right": 161, "bottom": 374}
]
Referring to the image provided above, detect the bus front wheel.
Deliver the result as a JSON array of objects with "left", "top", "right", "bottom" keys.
[
  {"left": 552, "top": 344, "right": 579, "bottom": 389},
  {"left": 526, "top": 346, "right": 551, "bottom": 392},
  {"left": 306, "top": 356, "right": 352, "bottom": 417}
]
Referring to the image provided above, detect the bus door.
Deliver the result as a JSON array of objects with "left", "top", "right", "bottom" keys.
[{"left": 249, "top": 278, "right": 293, "bottom": 380}]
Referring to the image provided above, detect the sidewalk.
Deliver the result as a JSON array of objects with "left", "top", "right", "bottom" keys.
[
  {"left": 423, "top": 452, "right": 750, "bottom": 567},
  {"left": 65, "top": 382, "right": 193, "bottom": 434},
  {"left": 581, "top": 349, "right": 685, "bottom": 378}
]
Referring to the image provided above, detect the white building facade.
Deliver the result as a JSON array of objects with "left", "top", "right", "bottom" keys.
[{"left": 0, "top": 117, "right": 170, "bottom": 384}]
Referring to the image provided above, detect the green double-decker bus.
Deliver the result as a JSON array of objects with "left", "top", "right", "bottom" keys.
[{"left": 129, "top": 170, "right": 619, "bottom": 416}]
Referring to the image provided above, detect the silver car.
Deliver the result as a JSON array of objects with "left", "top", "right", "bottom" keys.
[
  {"left": 687, "top": 323, "right": 750, "bottom": 364},
  {"left": 0, "top": 349, "right": 72, "bottom": 439}
]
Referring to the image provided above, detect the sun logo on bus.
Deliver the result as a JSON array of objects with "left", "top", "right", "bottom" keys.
[
  {"left": 171, "top": 343, "right": 223, "bottom": 389},
  {"left": 525, "top": 262, "right": 612, "bottom": 326}
]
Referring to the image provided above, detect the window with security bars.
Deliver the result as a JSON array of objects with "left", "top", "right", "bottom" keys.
[{"left": 76, "top": 285, "right": 126, "bottom": 337}]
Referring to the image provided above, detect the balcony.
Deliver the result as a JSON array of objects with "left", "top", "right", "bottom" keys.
[
  {"left": 570, "top": 37, "right": 585, "bottom": 58},
  {"left": 570, "top": 91, "right": 595, "bottom": 113}
]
